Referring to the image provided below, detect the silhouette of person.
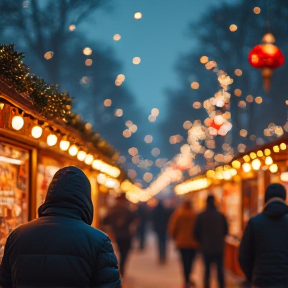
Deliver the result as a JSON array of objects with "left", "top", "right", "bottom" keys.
[
  {"left": 137, "top": 202, "right": 148, "bottom": 250},
  {"left": 152, "top": 200, "right": 170, "bottom": 264},
  {"left": 168, "top": 199, "right": 199, "bottom": 287},
  {"left": 194, "top": 194, "right": 228, "bottom": 288},
  {"left": 103, "top": 193, "right": 138, "bottom": 278},
  {"left": 0, "top": 166, "right": 121, "bottom": 288},
  {"left": 239, "top": 183, "right": 288, "bottom": 288}
]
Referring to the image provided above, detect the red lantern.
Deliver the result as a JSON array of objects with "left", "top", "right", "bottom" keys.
[{"left": 248, "top": 33, "right": 284, "bottom": 92}]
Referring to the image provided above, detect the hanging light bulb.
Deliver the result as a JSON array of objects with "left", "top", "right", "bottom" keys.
[
  {"left": 269, "top": 164, "right": 278, "bottom": 173},
  {"left": 265, "top": 156, "right": 273, "bottom": 165},
  {"left": 68, "top": 144, "right": 79, "bottom": 156},
  {"left": 11, "top": 115, "right": 24, "bottom": 130},
  {"left": 77, "top": 151, "right": 87, "bottom": 161},
  {"left": 47, "top": 134, "right": 57, "bottom": 146},
  {"left": 252, "top": 159, "right": 261, "bottom": 170},
  {"left": 31, "top": 125, "right": 43, "bottom": 138},
  {"left": 84, "top": 154, "right": 94, "bottom": 165},
  {"left": 60, "top": 139, "right": 70, "bottom": 151},
  {"left": 242, "top": 162, "right": 251, "bottom": 172}
]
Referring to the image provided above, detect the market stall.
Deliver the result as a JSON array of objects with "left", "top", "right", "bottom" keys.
[
  {"left": 174, "top": 135, "right": 288, "bottom": 277},
  {"left": 0, "top": 44, "right": 123, "bottom": 256}
]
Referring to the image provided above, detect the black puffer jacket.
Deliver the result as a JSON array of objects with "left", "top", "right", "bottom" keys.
[
  {"left": 0, "top": 166, "right": 121, "bottom": 288},
  {"left": 239, "top": 199, "right": 288, "bottom": 288}
]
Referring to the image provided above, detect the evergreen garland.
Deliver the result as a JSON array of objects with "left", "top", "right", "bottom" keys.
[{"left": 0, "top": 44, "right": 116, "bottom": 159}]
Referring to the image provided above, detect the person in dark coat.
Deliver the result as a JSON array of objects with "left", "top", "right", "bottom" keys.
[
  {"left": 0, "top": 166, "right": 121, "bottom": 288},
  {"left": 239, "top": 183, "right": 288, "bottom": 288},
  {"left": 194, "top": 194, "right": 228, "bottom": 288},
  {"left": 103, "top": 193, "right": 138, "bottom": 278},
  {"left": 136, "top": 202, "right": 148, "bottom": 250},
  {"left": 151, "top": 200, "right": 171, "bottom": 264}
]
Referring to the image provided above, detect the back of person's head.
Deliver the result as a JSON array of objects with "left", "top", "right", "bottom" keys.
[
  {"left": 38, "top": 166, "right": 93, "bottom": 225},
  {"left": 206, "top": 194, "right": 215, "bottom": 208},
  {"left": 264, "top": 183, "right": 286, "bottom": 203}
]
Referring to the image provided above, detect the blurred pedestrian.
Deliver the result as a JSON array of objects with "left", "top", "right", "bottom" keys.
[
  {"left": 137, "top": 202, "right": 148, "bottom": 250},
  {"left": 194, "top": 194, "right": 228, "bottom": 288},
  {"left": 103, "top": 193, "right": 138, "bottom": 278},
  {"left": 239, "top": 183, "right": 288, "bottom": 288},
  {"left": 168, "top": 199, "right": 199, "bottom": 288},
  {"left": 0, "top": 166, "right": 121, "bottom": 288},
  {"left": 152, "top": 200, "right": 170, "bottom": 264}
]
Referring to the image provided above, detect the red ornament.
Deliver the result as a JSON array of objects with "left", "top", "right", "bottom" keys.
[{"left": 248, "top": 33, "right": 284, "bottom": 92}]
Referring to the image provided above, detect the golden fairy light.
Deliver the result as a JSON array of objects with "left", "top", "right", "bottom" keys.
[
  {"left": 151, "top": 108, "right": 159, "bottom": 116},
  {"left": 104, "top": 99, "right": 112, "bottom": 107},
  {"left": 255, "top": 96, "right": 263, "bottom": 104},
  {"left": 200, "top": 56, "right": 209, "bottom": 64},
  {"left": 83, "top": 47, "right": 92, "bottom": 56},
  {"left": 113, "top": 34, "right": 121, "bottom": 41},
  {"left": 234, "top": 89, "right": 242, "bottom": 96},
  {"left": 193, "top": 101, "right": 202, "bottom": 109},
  {"left": 117, "top": 155, "right": 126, "bottom": 164},
  {"left": 69, "top": 24, "right": 76, "bottom": 31},
  {"left": 115, "top": 109, "right": 123, "bottom": 117},
  {"left": 123, "top": 129, "right": 132, "bottom": 138},
  {"left": 128, "top": 147, "right": 138, "bottom": 156},
  {"left": 246, "top": 95, "right": 253, "bottom": 102},
  {"left": 134, "top": 12, "right": 142, "bottom": 19},
  {"left": 229, "top": 24, "right": 238, "bottom": 32},
  {"left": 148, "top": 115, "right": 156, "bottom": 122},
  {"left": 191, "top": 82, "right": 199, "bottom": 89},
  {"left": 234, "top": 69, "right": 242, "bottom": 76},
  {"left": 133, "top": 57, "right": 141, "bottom": 65},
  {"left": 85, "top": 59, "right": 93, "bottom": 66},
  {"left": 240, "top": 129, "right": 248, "bottom": 137},
  {"left": 129, "top": 124, "right": 138, "bottom": 133},
  {"left": 238, "top": 101, "right": 246, "bottom": 108},
  {"left": 183, "top": 121, "right": 192, "bottom": 130},
  {"left": 128, "top": 169, "right": 137, "bottom": 178},
  {"left": 253, "top": 7, "right": 261, "bottom": 14},
  {"left": 44, "top": 51, "right": 54, "bottom": 60}
]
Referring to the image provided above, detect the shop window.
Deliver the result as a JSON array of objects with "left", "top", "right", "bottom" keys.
[{"left": 0, "top": 142, "right": 29, "bottom": 255}]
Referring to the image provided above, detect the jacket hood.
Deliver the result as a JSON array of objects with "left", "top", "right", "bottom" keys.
[
  {"left": 38, "top": 166, "right": 93, "bottom": 225},
  {"left": 263, "top": 198, "right": 288, "bottom": 219}
]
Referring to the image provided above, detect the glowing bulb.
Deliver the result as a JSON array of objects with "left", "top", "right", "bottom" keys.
[
  {"left": 77, "top": 151, "right": 87, "bottom": 161},
  {"left": 47, "top": 134, "right": 57, "bottom": 146},
  {"left": 252, "top": 159, "right": 261, "bottom": 170},
  {"left": 232, "top": 160, "right": 241, "bottom": 169},
  {"left": 265, "top": 156, "right": 273, "bottom": 165},
  {"left": 269, "top": 164, "right": 278, "bottom": 173},
  {"left": 84, "top": 154, "right": 94, "bottom": 165},
  {"left": 11, "top": 115, "right": 24, "bottom": 130},
  {"left": 31, "top": 125, "right": 43, "bottom": 138},
  {"left": 242, "top": 163, "right": 251, "bottom": 172},
  {"left": 69, "top": 145, "right": 79, "bottom": 156},
  {"left": 60, "top": 140, "right": 70, "bottom": 151}
]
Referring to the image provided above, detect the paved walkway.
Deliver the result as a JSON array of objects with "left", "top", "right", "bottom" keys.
[{"left": 113, "top": 232, "right": 246, "bottom": 288}]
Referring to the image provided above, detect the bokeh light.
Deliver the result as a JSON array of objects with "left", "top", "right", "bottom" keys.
[
  {"left": 115, "top": 109, "right": 123, "bottom": 117},
  {"left": 44, "top": 51, "right": 54, "bottom": 60},
  {"left": 200, "top": 56, "right": 209, "bottom": 64},
  {"left": 113, "top": 34, "right": 121, "bottom": 41},
  {"left": 229, "top": 24, "right": 238, "bottom": 32},
  {"left": 83, "top": 47, "right": 92, "bottom": 55},
  {"left": 255, "top": 96, "right": 263, "bottom": 104},
  {"left": 234, "top": 89, "right": 242, "bottom": 96},
  {"left": 234, "top": 69, "right": 242, "bottom": 76},
  {"left": 134, "top": 12, "right": 142, "bottom": 19},
  {"left": 104, "top": 99, "right": 112, "bottom": 107},
  {"left": 253, "top": 7, "right": 261, "bottom": 14},
  {"left": 191, "top": 82, "right": 200, "bottom": 89},
  {"left": 85, "top": 59, "right": 93, "bottom": 66},
  {"left": 144, "top": 135, "right": 153, "bottom": 143},
  {"left": 133, "top": 57, "right": 141, "bottom": 65}
]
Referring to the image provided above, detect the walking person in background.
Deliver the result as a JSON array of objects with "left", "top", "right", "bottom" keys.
[
  {"left": 168, "top": 199, "right": 199, "bottom": 288},
  {"left": 239, "top": 183, "right": 288, "bottom": 288},
  {"left": 0, "top": 166, "right": 121, "bottom": 288},
  {"left": 194, "top": 194, "right": 228, "bottom": 288},
  {"left": 152, "top": 200, "right": 170, "bottom": 264},
  {"left": 137, "top": 201, "right": 148, "bottom": 250},
  {"left": 103, "top": 193, "right": 138, "bottom": 278}
]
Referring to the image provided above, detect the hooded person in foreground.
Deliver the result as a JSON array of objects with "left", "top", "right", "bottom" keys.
[
  {"left": 0, "top": 166, "right": 121, "bottom": 288},
  {"left": 239, "top": 183, "right": 288, "bottom": 288}
]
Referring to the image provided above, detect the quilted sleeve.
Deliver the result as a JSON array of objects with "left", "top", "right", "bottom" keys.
[{"left": 92, "top": 236, "right": 121, "bottom": 288}]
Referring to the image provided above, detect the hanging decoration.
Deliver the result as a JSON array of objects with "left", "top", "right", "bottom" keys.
[{"left": 248, "top": 33, "right": 284, "bottom": 92}]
